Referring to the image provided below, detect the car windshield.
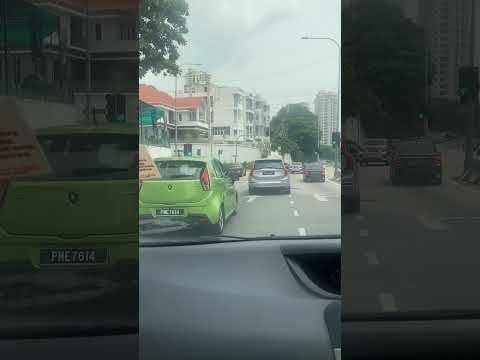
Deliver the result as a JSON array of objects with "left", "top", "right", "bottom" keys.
[
  {"left": 18, "top": 133, "right": 138, "bottom": 181},
  {"left": 254, "top": 160, "right": 284, "bottom": 169},
  {"left": 155, "top": 160, "right": 205, "bottom": 179},
  {"left": 138, "top": 0, "right": 341, "bottom": 244}
]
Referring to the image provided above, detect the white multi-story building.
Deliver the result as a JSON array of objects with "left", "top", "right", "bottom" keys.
[
  {"left": 314, "top": 91, "right": 338, "bottom": 145},
  {"left": 177, "top": 69, "right": 271, "bottom": 143}
]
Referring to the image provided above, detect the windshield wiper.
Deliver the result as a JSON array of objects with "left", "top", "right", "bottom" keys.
[{"left": 140, "top": 234, "right": 341, "bottom": 247}]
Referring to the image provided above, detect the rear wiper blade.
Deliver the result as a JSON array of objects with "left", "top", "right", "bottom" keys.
[{"left": 140, "top": 234, "right": 341, "bottom": 247}]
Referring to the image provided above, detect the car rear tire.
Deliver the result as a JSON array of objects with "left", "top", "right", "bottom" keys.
[
  {"left": 285, "top": 187, "right": 291, "bottom": 194},
  {"left": 211, "top": 206, "right": 225, "bottom": 234}
]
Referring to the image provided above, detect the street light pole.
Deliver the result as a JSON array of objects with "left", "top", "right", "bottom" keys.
[
  {"left": 301, "top": 36, "right": 341, "bottom": 166},
  {"left": 174, "top": 63, "right": 202, "bottom": 156}
]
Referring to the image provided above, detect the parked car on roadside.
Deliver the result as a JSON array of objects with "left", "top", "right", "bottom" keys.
[
  {"left": 289, "top": 162, "right": 303, "bottom": 174},
  {"left": 249, "top": 159, "right": 291, "bottom": 195},
  {"left": 303, "top": 162, "right": 325, "bottom": 182},
  {"left": 361, "top": 138, "right": 389, "bottom": 165},
  {"left": 390, "top": 140, "right": 442, "bottom": 186},
  {"left": 225, "top": 163, "right": 245, "bottom": 180}
]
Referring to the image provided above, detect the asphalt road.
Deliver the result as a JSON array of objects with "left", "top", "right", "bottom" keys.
[
  {"left": 343, "top": 153, "right": 480, "bottom": 316},
  {"left": 224, "top": 173, "right": 341, "bottom": 237}
]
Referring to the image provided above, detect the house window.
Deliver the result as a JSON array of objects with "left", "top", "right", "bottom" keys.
[
  {"left": 179, "top": 113, "right": 182, "bottom": 121},
  {"left": 204, "top": 86, "right": 208, "bottom": 92},
  {"left": 95, "top": 24, "right": 102, "bottom": 40},
  {"left": 120, "top": 23, "right": 136, "bottom": 40}
]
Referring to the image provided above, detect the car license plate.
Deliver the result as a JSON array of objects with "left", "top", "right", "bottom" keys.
[
  {"left": 263, "top": 171, "right": 275, "bottom": 175},
  {"left": 156, "top": 208, "right": 185, "bottom": 216},
  {"left": 40, "top": 248, "right": 108, "bottom": 266}
]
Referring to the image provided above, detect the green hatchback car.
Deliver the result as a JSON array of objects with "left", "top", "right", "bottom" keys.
[
  {"left": 139, "top": 157, "right": 238, "bottom": 234},
  {"left": 0, "top": 125, "right": 138, "bottom": 298}
]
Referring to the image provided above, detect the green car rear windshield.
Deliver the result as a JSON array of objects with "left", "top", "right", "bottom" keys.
[{"left": 155, "top": 160, "right": 206, "bottom": 180}]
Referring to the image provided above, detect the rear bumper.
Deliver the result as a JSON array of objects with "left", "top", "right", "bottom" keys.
[
  {"left": 362, "top": 153, "right": 388, "bottom": 162},
  {"left": 392, "top": 167, "right": 442, "bottom": 182},
  {"left": 0, "top": 233, "right": 138, "bottom": 270},
  {"left": 304, "top": 175, "right": 325, "bottom": 181},
  {"left": 139, "top": 196, "right": 220, "bottom": 225},
  {"left": 249, "top": 177, "right": 290, "bottom": 190}
]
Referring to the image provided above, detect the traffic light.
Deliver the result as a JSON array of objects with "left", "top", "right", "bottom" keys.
[
  {"left": 458, "top": 66, "right": 479, "bottom": 104},
  {"left": 331, "top": 132, "right": 340, "bottom": 146}
]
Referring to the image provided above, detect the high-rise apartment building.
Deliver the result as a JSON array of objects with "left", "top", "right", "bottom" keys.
[{"left": 314, "top": 91, "right": 338, "bottom": 145}]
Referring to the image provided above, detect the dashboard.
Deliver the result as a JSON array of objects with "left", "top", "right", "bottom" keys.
[{"left": 140, "top": 237, "right": 341, "bottom": 360}]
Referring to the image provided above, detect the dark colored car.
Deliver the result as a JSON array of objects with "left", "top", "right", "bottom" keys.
[
  {"left": 303, "top": 162, "right": 325, "bottom": 182},
  {"left": 226, "top": 163, "right": 245, "bottom": 180},
  {"left": 390, "top": 140, "right": 442, "bottom": 185}
]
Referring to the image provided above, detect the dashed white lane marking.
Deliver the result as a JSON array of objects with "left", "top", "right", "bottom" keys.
[
  {"left": 359, "top": 229, "right": 369, "bottom": 237},
  {"left": 247, "top": 196, "right": 258, "bottom": 203},
  {"left": 293, "top": 210, "right": 299, "bottom": 217},
  {"left": 355, "top": 214, "right": 365, "bottom": 221},
  {"left": 290, "top": 200, "right": 294, "bottom": 205},
  {"left": 314, "top": 194, "right": 328, "bottom": 202},
  {"left": 288, "top": 194, "right": 292, "bottom": 198},
  {"left": 416, "top": 213, "right": 449, "bottom": 230},
  {"left": 379, "top": 293, "right": 398, "bottom": 312},
  {"left": 298, "top": 227, "right": 307, "bottom": 236},
  {"left": 365, "top": 251, "right": 379, "bottom": 265}
]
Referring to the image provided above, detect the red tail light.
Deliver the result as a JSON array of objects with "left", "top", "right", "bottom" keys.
[
  {"left": 433, "top": 153, "right": 442, "bottom": 166},
  {"left": 304, "top": 170, "right": 311, "bottom": 176},
  {"left": 200, "top": 167, "right": 210, "bottom": 191},
  {"left": 0, "top": 178, "right": 11, "bottom": 209}
]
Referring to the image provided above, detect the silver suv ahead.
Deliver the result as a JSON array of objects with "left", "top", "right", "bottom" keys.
[{"left": 249, "top": 159, "right": 291, "bottom": 195}]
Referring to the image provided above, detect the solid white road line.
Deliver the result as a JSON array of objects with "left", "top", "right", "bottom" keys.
[
  {"left": 298, "top": 227, "right": 307, "bottom": 236},
  {"left": 365, "top": 251, "right": 379, "bottom": 265},
  {"left": 293, "top": 210, "right": 299, "bottom": 217},
  {"left": 379, "top": 293, "right": 398, "bottom": 312},
  {"left": 359, "top": 229, "right": 369, "bottom": 237}
]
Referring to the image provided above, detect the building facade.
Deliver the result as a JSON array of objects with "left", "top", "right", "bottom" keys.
[
  {"left": 139, "top": 84, "right": 209, "bottom": 142},
  {"left": 0, "top": 0, "right": 138, "bottom": 124},
  {"left": 314, "top": 91, "right": 339, "bottom": 145}
]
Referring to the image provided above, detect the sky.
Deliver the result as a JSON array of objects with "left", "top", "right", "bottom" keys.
[{"left": 141, "top": 0, "right": 341, "bottom": 116}]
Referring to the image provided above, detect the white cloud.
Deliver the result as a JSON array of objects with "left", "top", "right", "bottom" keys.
[{"left": 142, "top": 0, "right": 341, "bottom": 115}]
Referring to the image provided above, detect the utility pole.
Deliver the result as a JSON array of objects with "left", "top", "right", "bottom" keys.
[
  {"left": 207, "top": 81, "right": 213, "bottom": 158},
  {"left": 174, "top": 74, "right": 178, "bottom": 156},
  {"left": 465, "top": 0, "right": 476, "bottom": 172},
  {"left": 2, "top": 0, "right": 8, "bottom": 95}
]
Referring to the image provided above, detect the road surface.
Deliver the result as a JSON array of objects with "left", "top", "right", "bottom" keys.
[{"left": 343, "top": 151, "right": 480, "bottom": 315}]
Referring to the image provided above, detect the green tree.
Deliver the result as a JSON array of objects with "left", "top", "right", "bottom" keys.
[
  {"left": 271, "top": 103, "right": 318, "bottom": 162},
  {"left": 342, "top": 0, "right": 425, "bottom": 137},
  {"left": 139, "top": 0, "right": 189, "bottom": 78}
]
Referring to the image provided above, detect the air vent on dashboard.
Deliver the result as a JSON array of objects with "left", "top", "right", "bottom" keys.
[{"left": 285, "top": 253, "right": 341, "bottom": 298}]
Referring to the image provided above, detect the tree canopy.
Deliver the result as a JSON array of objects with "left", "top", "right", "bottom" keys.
[
  {"left": 139, "top": 0, "right": 189, "bottom": 78},
  {"left": 270, "top": 103, "right": 318, "bottom": 162},
  {"left": 342, "top": 0, "right": 426, "bottom": 137}
]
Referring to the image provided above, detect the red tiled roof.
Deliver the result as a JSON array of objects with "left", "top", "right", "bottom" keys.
[{"left": 139, "top": 84, "right": 204, "bottom": 109}]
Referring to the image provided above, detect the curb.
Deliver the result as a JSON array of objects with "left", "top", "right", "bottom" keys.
[{"left": 460, "top": 160, "right": 480, "bottom": 185}]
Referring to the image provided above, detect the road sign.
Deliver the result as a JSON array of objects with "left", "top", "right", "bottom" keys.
[
  {"left": 0, "top": 96, "right": 51, "bottom": 178},
  {"left": 139, "top": 144, "right": 160, "bottom": 183}
]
